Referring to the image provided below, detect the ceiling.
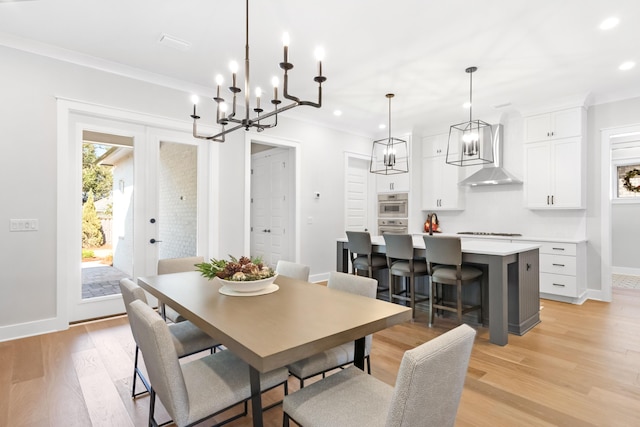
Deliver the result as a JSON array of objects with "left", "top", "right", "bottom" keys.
[{"left": 2, "top": 0, "right": 640, "bottom": 137}]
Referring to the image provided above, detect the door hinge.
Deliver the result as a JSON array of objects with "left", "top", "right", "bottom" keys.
[
  {"left": 282, "top": 161, "right": 286, "bottom": 168},
  {"left": 251, "top": 226, "right": 253, "bottom": 232},
  {"left": 251, "top": 169, "right": 254, "bottom": 175},
  {"left": 251, "top": 198, "right": 253, "bottom": 203}
]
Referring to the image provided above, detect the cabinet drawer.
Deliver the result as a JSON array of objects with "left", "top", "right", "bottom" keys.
[
  {"left": 540, "top": 273, "right": 577, "bottom": 297},
  {"left": 540, "top": 254, "right": 576, "bottom": 275},
  {"left": 538, "top": 242, "right": 576, "bottom": 256}
]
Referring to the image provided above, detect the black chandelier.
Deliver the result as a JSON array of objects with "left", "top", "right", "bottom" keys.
[{"left": 190, "top": 0, "right": 326, "bottom": 142}]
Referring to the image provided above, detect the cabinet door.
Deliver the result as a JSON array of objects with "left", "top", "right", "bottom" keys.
[
  {"left": 524, "top": 114, "right": 552, "bottom": 142},
  {"left": 376, "top": 166, "right": 410, "bottom": 192},
  {"left": 552, "top": 109, "right": 582, "bottom": 139},
  {"left": 524, "top": 142, "right": 552, "bottom": 208},
  {"left": 421, "top": 157, "right": 463, "bottom": 210},
  {"left": 551, "top": 138, "right": 582, "bottom": 208},
  {"left": 422, "top": 133, "right": 454, "bottom": 158},
  {"left": 421, "top": 157, "right": 442, "bottom": 209},
  {"left": 439, "top": 162, "right": 463, "bottom": 209}
]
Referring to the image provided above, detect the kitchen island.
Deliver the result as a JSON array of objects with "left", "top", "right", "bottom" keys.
[{"left": 337, "top": 235, "right": 541, "bottom": 346}]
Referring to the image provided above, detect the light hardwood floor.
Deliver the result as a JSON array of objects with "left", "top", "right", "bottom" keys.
[{"left": 1, "top": 288, "right": 639, "bottom": 426}]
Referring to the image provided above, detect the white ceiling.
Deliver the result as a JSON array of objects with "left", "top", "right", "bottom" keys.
[{"left": 1, "top": 0, "right": 640, "bottom": 137}]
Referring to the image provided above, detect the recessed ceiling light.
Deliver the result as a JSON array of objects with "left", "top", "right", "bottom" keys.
[
  {"left": 333, "top": 110, "right": 342, "bottom": 116},
  {"left": 379, "top": 124, "right": 386, "bottom": 129},
  {"left": 619, "top": 61, "right": 636, "bottom": 71},
  {"left": 599, "top": 17, "right": 620, "bottom": 30}
]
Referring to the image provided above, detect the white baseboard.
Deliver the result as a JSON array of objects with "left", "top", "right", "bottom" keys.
[
  {"left": 612, "top": 266, "right": 640, "bottom": 276},
  {"left": 0, "top": 316, "right": 68, "bottom": 343}
]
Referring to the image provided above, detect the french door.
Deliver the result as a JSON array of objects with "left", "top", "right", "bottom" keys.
[{"left": 64, "top": 111, "right": 209, "bottom": 322}]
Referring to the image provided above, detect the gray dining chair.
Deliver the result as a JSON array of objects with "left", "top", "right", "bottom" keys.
[
  {"left": 423, "top": 235, "right": 483, "bottom": 326},
  {"left": 346, "top": 230, "right": 388, "bottom": 295},
  {"left": 275, "top": 260, "right": 310, "bottom": 281},
  {"left": 383, "top": 233, "right": 429, "bottom": 318},
  {"left": 157, "top": 256, "right": 205, "bottom": 323},
  {"left": 287, "top": 271, "right": 377, "bottom": 388},
  {"left": 127, "top": 299, "right": 290, "bottom": 427},
  {"left": 283, "top": 324, "right": 476, "bottom": 427},
  {"left": 119, "top": 278, "right": 220, "bottom": 398}
]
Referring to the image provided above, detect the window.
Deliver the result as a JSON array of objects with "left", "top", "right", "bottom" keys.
[{"left": 615, "top": 163, "right": 640, "bottom": 200}]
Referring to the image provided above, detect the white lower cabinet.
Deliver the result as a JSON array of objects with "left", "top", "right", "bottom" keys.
[{"left": 521, "top": 240, "right": 587, "bottom": 304}]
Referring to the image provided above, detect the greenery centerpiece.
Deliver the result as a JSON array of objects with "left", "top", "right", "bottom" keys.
[{"left": 196, "top": 255, "right": 275, "bottom": 281}]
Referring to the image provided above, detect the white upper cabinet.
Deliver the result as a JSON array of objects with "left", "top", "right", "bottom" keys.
[
  {"left": 421, "top": 133, "right": 464, "bottom": 210},
  {"left": 376, "top": 169, "right": 411, "bottom": 193},
  {"left": 525, "top": 138, "right": 583, "bottom": 208},
  {"left": 524, "top": 107, "right": 582, "bottom": 143},
  {"left": 523, "top": 107, "right": 586, "bottom": 209},
  {"left": 423, "top": 132, "right": 457, "bottom": 158}
]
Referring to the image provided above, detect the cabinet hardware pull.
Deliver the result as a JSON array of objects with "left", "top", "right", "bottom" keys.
[
  {"left": 551, "top": 195, "right": 554, "bottom": 204},
  {"left": 552, "top": 263, "right": 565, "bottom": 267},
  {"left": 547, "top": 195, "right": 550, "bottom": 205},
  {"left": 552, "top": 247, "right": 565, "bottom": 251},
  {"left": 552, "top": 283, "right": 565, "bottom": 287}
]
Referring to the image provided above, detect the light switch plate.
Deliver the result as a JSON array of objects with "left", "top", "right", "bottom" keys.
[{"left": 9, "top": 219, "right": 38, "bottom": 231}]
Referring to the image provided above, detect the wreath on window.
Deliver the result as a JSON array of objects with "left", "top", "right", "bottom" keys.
[{"left": 622, "top": 168, "right": 640, "bottom": 193}]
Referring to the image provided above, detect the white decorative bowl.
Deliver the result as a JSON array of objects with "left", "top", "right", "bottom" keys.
[{"left": 216, "top": 274, "right": 278, "bottom": 293}]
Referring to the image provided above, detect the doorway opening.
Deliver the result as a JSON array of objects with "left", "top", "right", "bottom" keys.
[
  {"left": 81, "top": 131, "right": 133, "bottom": 299},
  {"left": 600, "top": 124, "right": 640, "bottom": 301}
]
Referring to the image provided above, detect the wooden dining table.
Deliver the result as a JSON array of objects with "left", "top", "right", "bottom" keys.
[{"left": 137, "top": 271, "right": 412, "bottom": 427}]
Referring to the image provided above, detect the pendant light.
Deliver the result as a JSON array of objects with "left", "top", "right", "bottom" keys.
[
  {"left": 446, "top": 66, "right": 494, "bottom": 167},
  {"left": 370, "top": 94, "right": 409, "bottom": 175}
]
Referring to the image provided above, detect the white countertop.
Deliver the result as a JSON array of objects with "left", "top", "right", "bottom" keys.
[
  {"left": 413, "top": 232, "right": 587, "bottom": 244},
  {"left": 339, "top": 235, "right": 541, "bottom": 256}
]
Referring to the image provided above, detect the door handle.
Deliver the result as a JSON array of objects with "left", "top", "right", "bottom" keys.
[{"left": 150, "top": 238, "right": 162, "bottom": 244}]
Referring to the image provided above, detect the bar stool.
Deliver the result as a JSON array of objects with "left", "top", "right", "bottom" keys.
[
  {"left": 346, "top": 231, "right": 388, "bottom": 295},
  {"left": 423, "top": 235, "right": 483, "bottom": 326},
  {"left": 383, "top": 233, "right": 429, "bottom": 318}
]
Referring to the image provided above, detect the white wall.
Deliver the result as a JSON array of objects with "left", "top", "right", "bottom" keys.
[{"left": 0, "top": 45, "right": 372, "bottom": 340}]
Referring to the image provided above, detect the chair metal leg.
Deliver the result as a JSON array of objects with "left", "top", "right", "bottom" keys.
[
  {"left": 457, "top": 281, "right": 463, "bottom": 323},
  {"left": 429, "top": 279, "right": 435, "bottom": 327},
  {"left": 283, "top": 413, "right": 290, "bottom": 427},
  {"left": 409, "top": 275, "right": 416, "bottom": 318},
  {"left": 132, "top": 345, "right": 151, "bottom": 398}
]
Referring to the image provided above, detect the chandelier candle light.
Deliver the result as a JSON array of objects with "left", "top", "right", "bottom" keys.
[
  {"left": 190, "top": 0, "right": 326, "bottom": 142},
  {"left": 446, "top": 66, "right": 494, "bottom": 167},
  {"left": 370, "top": 94, "right": 409, "bottom": 175}
]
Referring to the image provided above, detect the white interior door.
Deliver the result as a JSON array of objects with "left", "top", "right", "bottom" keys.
[
  {"left": 345, "top": 154, "right": 373, "bottom": 232},
  {"left": 250, "top": 148, "right": 290, "bottom": 267},
  {"left": 65, "top": 113, "right": 208, "bottom": 322}
]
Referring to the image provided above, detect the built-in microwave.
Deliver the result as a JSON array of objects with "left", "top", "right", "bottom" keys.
[{"left": 378, "top": 193, "right": 408, "bottom": 218}]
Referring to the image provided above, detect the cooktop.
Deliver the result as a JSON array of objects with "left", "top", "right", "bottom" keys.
[{"left": 457, "top": 231, "right": 523, "bottom": 237}]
